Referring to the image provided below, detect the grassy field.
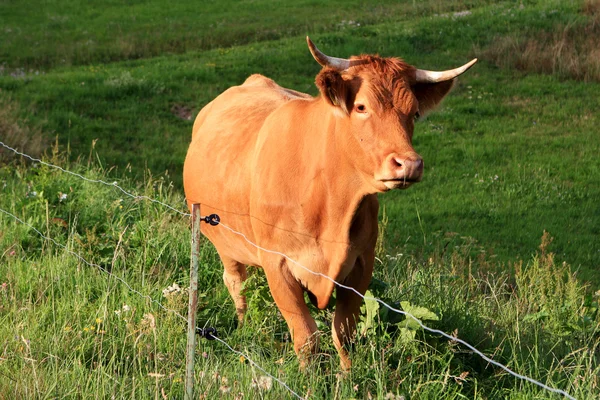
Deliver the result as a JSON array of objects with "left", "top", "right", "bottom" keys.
[{"left": 1, "top": 0, "right": 599, "bottom": 398}]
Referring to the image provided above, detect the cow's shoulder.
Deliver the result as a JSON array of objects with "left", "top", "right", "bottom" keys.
[
  {"left": 242, "top": 74, "right": 277, "bottom": 87},
  {"left": 243, "top": 74, "right": 313, "bottom": 101},
  {"left": 192, "top": 75, "right": 312, "bottom": 140}
]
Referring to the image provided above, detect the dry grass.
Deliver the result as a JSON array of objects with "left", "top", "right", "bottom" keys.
[
  {"left": 485, "top": 1, "right": 600, "bottom": 81},
  {"left": 0, "top": 95, "right": 47, "bottom": 162},
  {"left": 584, "top": 0, "right": 600, "bottom": 15}
]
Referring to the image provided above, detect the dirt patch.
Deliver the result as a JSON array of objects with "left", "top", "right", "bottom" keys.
[{"left": 170, "top": 104, "right": 194, "bottom": 121}]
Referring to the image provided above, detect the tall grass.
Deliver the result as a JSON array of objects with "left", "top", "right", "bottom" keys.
[
  {"left": 484, "top": 0, "right": 600, "bottom": 81},
  {"left": 0, "top": 155, "right": 598, "bottom": 399}
]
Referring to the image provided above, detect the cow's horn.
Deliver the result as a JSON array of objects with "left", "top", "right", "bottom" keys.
[
  {"left": 415, "top": 58, "right": 478, "bottom": 83},
  {"left": 306, "top": 36, "right": 365, "bottom": 71}
]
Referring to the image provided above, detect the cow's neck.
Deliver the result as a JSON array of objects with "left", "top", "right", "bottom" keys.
[
  {"left": 252, "top": 98, "right": 379, "bottom": 251},
  {"left": 299, "top": 100, "right": 379, "bottom": 247}
]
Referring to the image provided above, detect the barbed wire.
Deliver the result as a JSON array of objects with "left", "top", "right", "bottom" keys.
[
  {"left": 0, "top": 142, "right": 576, "bottom": 399},
  {"left": 216, "top": 222, "right": 576, "bottom": 400},
  {"left": 211, "top": 336, "right": 305, "bottom": 400},
  {"left": 0, "top": 204, "right": 305, "bottom": 400},
  {"left": 0, "top": 206, "right": 187, "bottom": 321},
  {"left": 0, "top": 141, "right": 191, "bottom": 217}
]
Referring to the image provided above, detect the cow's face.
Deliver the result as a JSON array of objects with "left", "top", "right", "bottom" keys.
[
  {"left": 309, "top": 38, "right": 476, "bottom": 193},
  {"left": 316, "top": 58, "right": 453, "bottom": 192}
]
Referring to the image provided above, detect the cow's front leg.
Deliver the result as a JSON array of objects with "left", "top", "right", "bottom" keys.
[
  {"left": 332, "top": 252, "right": 375, "bottom": 370},
  {"left": 263, "top": 260, "right": 318, "bottom": 368}
]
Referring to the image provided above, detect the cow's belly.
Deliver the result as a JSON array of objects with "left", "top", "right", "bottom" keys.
[{"left": 196, "top": 205, "right": 260, "bottom": 267}]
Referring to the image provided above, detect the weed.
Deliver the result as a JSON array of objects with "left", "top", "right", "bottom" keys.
[{"left": 0, "top": 95, "right": 46, "bottom": 161}]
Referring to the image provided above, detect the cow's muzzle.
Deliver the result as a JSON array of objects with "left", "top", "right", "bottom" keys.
[{"left": 380, "top": 154, "right": 424, "bottom": 190}]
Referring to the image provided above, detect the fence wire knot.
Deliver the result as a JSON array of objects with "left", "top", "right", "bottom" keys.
[
  {"left": 201, "top": 214, "right": 220, "bottom": 226},
  {"left": 196, "top": 327, "right": 217, "bottom": 340}
]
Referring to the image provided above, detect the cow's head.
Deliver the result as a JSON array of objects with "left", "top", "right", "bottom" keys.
[{"left": 307, "top": 37, "right": 476, "bottom": 192}]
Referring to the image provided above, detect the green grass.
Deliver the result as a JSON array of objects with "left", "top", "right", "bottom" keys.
[
  {"left": 1, "top": 0, "right": 599, "bottom": 398},
  {"left": 0, "top": 0, "right": 492, "bottom": 71},
  {"left": 0, "top": 159, "right": 598, "bottom": 398},
  {"left": 384, "top": 70, "right": 600, "bottom": 283},
  {"left": 1, "top": 0, "right": 598, "bottom": 280}
]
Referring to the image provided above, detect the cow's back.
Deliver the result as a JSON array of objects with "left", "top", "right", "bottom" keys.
[{"left": 183, "top": 75, "right": 311, "bottom": 265}]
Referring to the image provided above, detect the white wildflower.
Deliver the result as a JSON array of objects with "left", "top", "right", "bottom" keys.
[
  {"left": 453, "top": 10, "right": 472, "bottom": 18},
  {"left": 384, "top": 393, "right": 405, "bottom": 400},
  {"left": 219, "top": 385, "right": 231, "bottom": 394},
  {"left": 115, "top": 304, "right": 131, "bottom": 315},
  {"left": 162, "top": 283, "right": 181, "bottom": 297},
  {"left": 251, "top": 376, "right": 273, "bottom": 391}
]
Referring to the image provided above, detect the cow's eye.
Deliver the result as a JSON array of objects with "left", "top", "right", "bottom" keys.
[
  {"left": 414, "top": 111, "right": 421, "bottom": 121},
  {"left": 355, "top": 104, "right": 367, "bottom": 113}
]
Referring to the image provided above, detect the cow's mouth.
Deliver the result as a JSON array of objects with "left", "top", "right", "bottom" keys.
[{"left": 382, "top": 179, "right": 419, "bottom": 190}]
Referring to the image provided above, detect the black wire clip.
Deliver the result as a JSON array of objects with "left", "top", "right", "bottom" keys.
[
  {"left": 196, "top": 327, "right": 217, "bottom": 340},
  {"left": 201, "top": 214, "right": 220, "bottom": 226}
]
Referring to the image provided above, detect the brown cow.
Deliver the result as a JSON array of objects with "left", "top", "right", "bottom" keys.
[{"left": 183, "top": 37, "right": 476, "bottom": 369}]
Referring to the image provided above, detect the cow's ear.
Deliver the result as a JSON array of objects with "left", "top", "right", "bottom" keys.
[
  {"left": 315, "top": 68, "right": 352, "bottom": 114},
  {"left": 411, "top": 79, "right": 455, "bottom": 116}
]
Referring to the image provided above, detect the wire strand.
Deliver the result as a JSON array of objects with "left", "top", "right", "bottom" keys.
[
  {"left": 0, "top": 142, "right": 576, "bottom": 399},
  {"left": 0, "top": 206, "right": 187, "bottom": 320},
  {"left": 0, "top": 141, "right": 191, "bottom": 217},
  {"left": 212, "top": 336, "right": 305, "bottom": 400},
  {"left": 216, "top": 222, "right": 576, "bottom": 400},
  {"left": 0, "top": 204, "right": 304, "bottom": 400}
]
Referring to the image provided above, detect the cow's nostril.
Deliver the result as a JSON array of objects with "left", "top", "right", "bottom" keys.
[
  {"left": 388, "top": 155, "right": 423, "bottom": 181},
  {"left": 392, "top": 157, "right": 404, "bottom": 169}
]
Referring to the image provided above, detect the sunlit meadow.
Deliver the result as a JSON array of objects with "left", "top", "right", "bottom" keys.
[{"left": 1, "top": 0, "right": 599, "bottom": 399}]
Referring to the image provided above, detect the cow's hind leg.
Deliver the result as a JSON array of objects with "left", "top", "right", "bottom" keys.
[
  {"left": 332, "top": 252, "right": 375, "bottom": 371},
  {"left": 263, "top": 262, "right": 318, "bottom": 368},
  {"left": 221, "top": 255, "right": 248, "bottom": 323}
]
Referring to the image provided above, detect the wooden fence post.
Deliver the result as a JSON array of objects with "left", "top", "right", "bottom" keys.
[{"left": 185, "top": 203, "right": 201, "bottom": 400}]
